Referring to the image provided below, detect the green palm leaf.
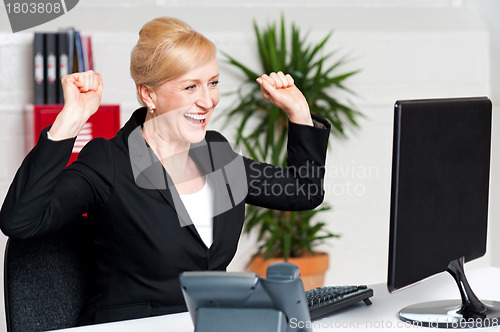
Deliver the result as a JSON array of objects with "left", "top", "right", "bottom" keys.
[{"left": 223, "top": 17, "right": 361, "bottom": 259}]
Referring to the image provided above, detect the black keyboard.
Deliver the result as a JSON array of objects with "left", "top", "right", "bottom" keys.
[{"left": 306, "top": 285, "right": 374, "bottom": 320}]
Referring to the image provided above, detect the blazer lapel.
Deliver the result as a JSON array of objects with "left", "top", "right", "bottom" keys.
[{"left": 127, "top": 124, "right": 176, "bottom": 208}]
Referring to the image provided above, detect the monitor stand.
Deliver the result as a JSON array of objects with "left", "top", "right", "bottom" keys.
[{"left": 399, "top": 257, "right": 500, "bottom": 328}]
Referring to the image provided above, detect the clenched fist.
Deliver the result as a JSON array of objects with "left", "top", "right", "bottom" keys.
[
  {"left": 48, "top": 70, "right": 103, "bottom": 140},
  {"left": 256, "top": 71, "right": 313, "bottom": 126}
]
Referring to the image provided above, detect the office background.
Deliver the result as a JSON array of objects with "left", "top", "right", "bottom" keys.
[{"left": 0, "top": 0, "right": 499, "bottom": 330}]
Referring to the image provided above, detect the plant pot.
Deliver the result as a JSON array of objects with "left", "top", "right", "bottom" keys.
[{"left": 248, "top": 252, "right": 329, "bottom": 290}]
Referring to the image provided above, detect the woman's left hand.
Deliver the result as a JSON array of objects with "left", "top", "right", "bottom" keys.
[{"left": 257, "top": 71, "right": 313, "bottom": 126}]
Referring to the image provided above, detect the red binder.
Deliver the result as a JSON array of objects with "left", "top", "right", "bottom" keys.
[{"left": 25, "top": 104, "right": 121, "bottom": 165}]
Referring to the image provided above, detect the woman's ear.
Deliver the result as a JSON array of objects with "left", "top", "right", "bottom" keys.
[{"left": 138, "top": 84, "right": 156, "bottom": 109}]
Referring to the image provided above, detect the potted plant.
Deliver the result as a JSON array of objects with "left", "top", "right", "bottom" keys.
[{"left": 222, "top": 17, "right": 361, "bottom": 290}]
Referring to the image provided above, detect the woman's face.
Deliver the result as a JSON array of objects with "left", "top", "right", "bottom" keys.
[{"left": 150, "top": 58, "right": 220, "bottom": 145}]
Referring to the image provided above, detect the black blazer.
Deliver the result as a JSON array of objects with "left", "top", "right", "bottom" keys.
[{"left": 0, "top": 107, "right": 330, "bottom": 325}]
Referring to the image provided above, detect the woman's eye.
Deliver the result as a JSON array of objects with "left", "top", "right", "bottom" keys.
[
  {"left": 185, "top": 85, "right": 196, "bottom": 91},
  {"left": 209, "top": 80, "right": 219, "bottom": 87}
]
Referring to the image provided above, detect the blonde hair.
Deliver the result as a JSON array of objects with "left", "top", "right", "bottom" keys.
[{"left": 130, "top": 17, "right": 217, "bottom": 105}]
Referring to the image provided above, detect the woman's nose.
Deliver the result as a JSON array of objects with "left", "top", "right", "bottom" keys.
[{"left": 196, "top": 88, "right": 216, "bottom": 109}]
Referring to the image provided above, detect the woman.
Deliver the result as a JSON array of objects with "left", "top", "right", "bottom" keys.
[{"left": 0, "top": 17, "right": 330, "bottom": 325}]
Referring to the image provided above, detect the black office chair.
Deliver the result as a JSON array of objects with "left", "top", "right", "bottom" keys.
[{"left": 3, "top": 217, "right": 95, "bottom": 332}]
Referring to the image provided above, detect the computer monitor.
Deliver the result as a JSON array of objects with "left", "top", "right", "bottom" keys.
[
  {"left": 180, "top": 263, "right": 311, "bottom": 332},
  {"left": 387, "top": 96, "right": 500, "bottom": 328}
]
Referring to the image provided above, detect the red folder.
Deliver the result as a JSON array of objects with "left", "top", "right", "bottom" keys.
[{"left": 25, "top": 104, "right": 120, "bottom": 165}]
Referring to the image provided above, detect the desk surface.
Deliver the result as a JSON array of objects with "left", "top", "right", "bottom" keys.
[{"left": 54, "top": 266, "right": 500, "bottom": 332}]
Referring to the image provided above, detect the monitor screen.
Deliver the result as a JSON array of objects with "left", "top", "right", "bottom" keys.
[
  {"left": 386, "top": 96, "right": 500, "bottom": 328},
  {"left": 388, "top": 96, "right": 492, "bottom": 292}
]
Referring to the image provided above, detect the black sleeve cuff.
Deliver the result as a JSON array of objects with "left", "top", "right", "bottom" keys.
[
  {"left": 40, "top": 126, "right": 77, "bottom": 144},
  {"left": 287, "top": 114, "right": 331, "bottom": 167},
  {"left": 289, "top": 114, "right": 331, "bottom": 131},
  {"left": 37, "top": 126, "right": 77, "bottom": 166}
]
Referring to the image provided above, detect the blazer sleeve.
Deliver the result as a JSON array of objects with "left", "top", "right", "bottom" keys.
[
  {"left": 244, "top": 114, "right": 331, "bottom": 211},
  {"left": 0, "top": 128, "right": 113, "bottom": 239}
]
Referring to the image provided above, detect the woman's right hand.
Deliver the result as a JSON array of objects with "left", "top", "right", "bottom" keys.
[{"left": 48, "top": 70, "right": 103, "bottom": 140}]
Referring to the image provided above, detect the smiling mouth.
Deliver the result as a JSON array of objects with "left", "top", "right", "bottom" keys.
[{"left": 184, "top": 113, "right": 208, "bottom": 126}]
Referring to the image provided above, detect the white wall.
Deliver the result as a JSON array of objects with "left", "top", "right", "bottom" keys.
[
  {"left": 0, "top": 0, "right": 498, "bottom": 331},
  {"left": 469, "top": 0, "right": 500, "bottom": 271}
]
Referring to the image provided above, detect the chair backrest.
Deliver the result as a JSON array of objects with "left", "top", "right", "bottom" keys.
[{"left": 4, "top": 217, "right": 95, "bottom": 332}]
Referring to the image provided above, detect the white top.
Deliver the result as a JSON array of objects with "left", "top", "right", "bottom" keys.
[{"left": 179, "top": 176, "right": 214, "bottom": 248}]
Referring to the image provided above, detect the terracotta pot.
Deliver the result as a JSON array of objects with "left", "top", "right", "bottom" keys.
[{"left": 248, "top": 252, "right": 329, "bottom": 290}]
